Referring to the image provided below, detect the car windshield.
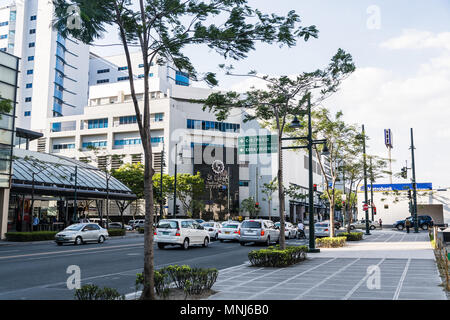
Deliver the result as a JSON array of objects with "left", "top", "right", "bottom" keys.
[
  {"left": 157, "top": 221, "right": 179, "bottom": 229},
  {"left": 223, "top": 224, "right": 238, "bottom": 229},
  {"left": 242, "top": 221, "right": 262, "bottom": 228},
  {"left": 64, "top": 224, "right": 84, "bottom": 231},
  {"left": 202, "top": 223, "right": 214, "bottom": 227}
]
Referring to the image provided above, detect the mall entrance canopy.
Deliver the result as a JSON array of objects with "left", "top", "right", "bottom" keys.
[{"left": 8, "top": 148, "right": 136, "bottom": 232}]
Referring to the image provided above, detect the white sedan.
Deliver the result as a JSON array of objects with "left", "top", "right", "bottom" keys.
[
  {"left": 275, "top": 222, "right": 298, "bottom": 239},
  {"left": 218, "top": 222, "right": 241, "bottom": 242},
  {"left": 201, "top": 222, "right": 222, "bottom": 241},
  {"left": 55, "top": 223, "right": 109, "bottom": 245}
]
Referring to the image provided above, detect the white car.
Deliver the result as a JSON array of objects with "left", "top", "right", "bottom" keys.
[
  {"left": 314, "top": 221, "right": 333, "bottom": 237},
  {"left": 55, "top": 223, "right": 109, "bottom": 246},
  {"left": 218, "top": 222, "right": 241, "bottom": 242},
  {"left": 275, "top": 221, "right": 298, "bottom": 239},
  {"left": 201, "top": 221, "right": 222, "bottom": 241},
  {"left": 108, "top": 222, "right": 132, "bottom": 231},
  {"left": 154, "top": 219, "right": 210, "bottom": 250}
]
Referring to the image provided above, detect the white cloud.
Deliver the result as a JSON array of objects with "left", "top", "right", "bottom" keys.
[{"left": 380, "top": 29, "right": 450, "bottom": 51}]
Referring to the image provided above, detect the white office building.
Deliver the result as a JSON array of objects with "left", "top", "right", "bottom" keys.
[{"left": 0, "top": 0, "right": 90, "bottom": 131}]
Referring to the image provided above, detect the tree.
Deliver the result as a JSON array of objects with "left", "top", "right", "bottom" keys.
[
  {"left": 240, "top": 197, "right": 258, "bottom": 218},
  {"left": 173, "top": 172, "right": 204, "bottom": 217},
  {"left": 203, "top": 49, "right": 355, "bottom": 248},
  {"left": 53, "top": 0, "right": 319, "bottom": 299},
  {"left": 112, "top": 163, "right": 145, "bottom": 220},
  {"left": 0, "top": 96, "right": 12, "bottom": 118},
  {"left": 261, "top": 178, "right": 277, "bottom": 220}
]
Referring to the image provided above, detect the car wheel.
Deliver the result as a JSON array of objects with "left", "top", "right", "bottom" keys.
[
  {"left": 350, "top": 225, "right": 355, "bottom": 230},
  {"left": 266, "top": 236, "right": 271, "bottom": 246},
  {"left": 157, "top": 243, "right": 165, "bottom": 250},
  {"left": 240, "top": 241, "right": 246, "bottom": 246},
  {"left": 215, "top": 233, "right": 219, "bottom": 241},
  {"left": 203, "top": 237, "right": 209, "bottom": 248},
  {"left": 182, "top": 238, "right": 189, "bottom": 250},
  {"left": 370, "top": 225, "right": 376, "bottom": 230},
  {"left": 98, "top": 235, "right": 105, "bottom": 243},
  {"left": 57, "top": 242, "right": 63, "bottom": 246},
  {"left": 397, "top": 225, "right": 404, "bottom": 231},
  {"left": 75, "top": 236, "right": 83, "bottom": 245},
  {"left": 421, "top": 224, "right": 428, "bottom": 230}
]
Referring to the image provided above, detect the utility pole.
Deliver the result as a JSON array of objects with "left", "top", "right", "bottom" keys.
[
  {"left": 160, "top": 143, "right": 165, "bottom": 220},
  {"left": 362, "top": 125, "right": 370, "bottom": 235},
  {"left": 410, "top": 128, "right": 419, "bottom": 233},
  {"left": 173, "top": 143, "right": 178, "bottom": 217},
  {"left": 370, "top": 158, "right": 374, "bottom": 222}
]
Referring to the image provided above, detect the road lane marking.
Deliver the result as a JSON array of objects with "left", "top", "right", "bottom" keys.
[
  {"left": 393, "top": 258, "right": 411, "bottom": 300},
  {"left": 342, "top": 258, "right": 386, "bottom": 300},
  {"left": 0, "top": 243, "right": 144, "bottom": 260}
]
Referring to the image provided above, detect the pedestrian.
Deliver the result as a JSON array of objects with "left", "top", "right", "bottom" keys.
[
  {"left": 405, "top": 218, "right": 411, "bottom": 233},
  {"left": 378, "top": 218, "right": 382, "bottom": 230},
  {"left": 297, "top": 221, "right": 305, "bottom": 239},
  {"left": 32, "top": 215, "right": 39, "bottom": 231}
]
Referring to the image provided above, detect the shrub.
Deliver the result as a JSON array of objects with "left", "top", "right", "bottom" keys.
[
  {"left": 138, "top": 228, "right": 144, "bottom": 234},
  {"left": 74, "top": 284, "right": 124, "bottom": 300},
  {"left": 337, "top": 232, "right": 363, "bottom": 241},
  {"left": 248, "top": 245, "right": 308, "bottom": 267},
  {"left": 316, "top": 237, "right": 346, "bottom": 248},
  {"left": 135, "top": 265, "right": 218, "bottom": 298},
  {"left": 5, "top": 231, "right": 58, "bottom": 242},
  {"left": 107, "top": 229, "right": 126, "bottom": 237}
]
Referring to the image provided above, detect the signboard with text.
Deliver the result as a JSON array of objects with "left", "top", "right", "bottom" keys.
[{"left": 238, "top": 135, "right": 278, "bottom": 154}]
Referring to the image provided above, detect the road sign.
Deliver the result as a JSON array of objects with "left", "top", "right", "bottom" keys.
[
  {"left": 238, "top": 135, "right": 278, "bottom": 154},
  {"left": 363, "top": 203, "right": 369, "bottom": 211}
]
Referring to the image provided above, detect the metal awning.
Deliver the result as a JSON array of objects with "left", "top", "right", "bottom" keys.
[{"left": 11, "top": 148, "right": 136, "bottom": 201}]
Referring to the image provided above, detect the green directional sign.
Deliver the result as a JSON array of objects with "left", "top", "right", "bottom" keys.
[{"left": 238, "top": 135, "right": 278, "bottom": 154}]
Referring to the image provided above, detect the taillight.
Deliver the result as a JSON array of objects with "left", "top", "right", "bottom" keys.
[
  {"left": 175, "top": 228, "right": 180, "bottom": 236},
  {"left": 261, "top": 230, "right": 265, "bottom": 236},
  {"left": 324, "top": 229, "right": 328, "bottom": 232},
  {"left": 235, "top": 230, "right": 239, "bottom": 234},
  {"left": 218, "top": 230, "right": 221, "bottom": 233},
  {"left": 154, "top": 232, "right": 157, "bottom": 235}
]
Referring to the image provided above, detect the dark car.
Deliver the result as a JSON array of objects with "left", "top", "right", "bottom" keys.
[{"left": 393, "top": 215, "right": 434, "bottom": 230}]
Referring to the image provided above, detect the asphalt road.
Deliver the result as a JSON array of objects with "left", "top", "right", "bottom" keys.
[{"left": 0, "top": 235, "right": 307, "bottom": 300}]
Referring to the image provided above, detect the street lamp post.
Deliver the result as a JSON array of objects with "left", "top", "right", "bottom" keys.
[
  {"left": 410, "top": 128, "right": 419, "bottom": 233},
  {"left": 173, "top": 143, "right": 178, "bottom": 217},
  {"left": 362, "top": 125, "right": 371, "bottom": 235},
  {"left": 282, "top": 95, "right": 329, "bottom": 253}
]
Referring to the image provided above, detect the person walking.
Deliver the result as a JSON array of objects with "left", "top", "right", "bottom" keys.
[
  {"left": 378, "top": 218, "right": 383, "bottom": 230},
  {"left": 405, "top": 218, "right": 411, "bottom": 233},
  {"left": 297, "top": 221, "right": 305, "bottom": 239}
]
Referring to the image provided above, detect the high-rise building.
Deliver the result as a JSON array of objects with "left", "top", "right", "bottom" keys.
[{"left": 0, "top": 0, "right": 90, "bottom": 131}]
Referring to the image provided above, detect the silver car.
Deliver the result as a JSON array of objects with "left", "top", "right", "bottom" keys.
[
  {"left": 55, "top": 223, "right": 109, "bottom": 246},
  {"left": 239, "top": 219, "right": 280, "bottom": 246},
  {"left": 218, "top": 222, "right": 241, "bottom": 242},
  {"left": 314, "top": 222, "right": 331, "bottom": 238},
  {"left": 275, "top": 221, "right": 298, "bottom": 239}
]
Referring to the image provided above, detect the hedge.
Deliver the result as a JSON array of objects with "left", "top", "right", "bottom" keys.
[
  {"left": 248, "top": 245, "right": 308, "bottom": 267},
  {"left": 337, "top": 232, "right": 363, "bottom": 241},
  {"left": 316, "top": 237, "right": 346, "bottom": 248},
  {"left": 107, "top": 229, "right": 126, "bottom": 237},
  {"left": 5, "top": 231, "right": 58, "bottom": 242},
  {"left": 136, "top": 265, "right": 218, "bottom": 298},
  {"left": 137, "top": 228, "right": 144, "bottom": 234},
  {"left": 74, "top": 284, "right": 124, "bottom": 300}
]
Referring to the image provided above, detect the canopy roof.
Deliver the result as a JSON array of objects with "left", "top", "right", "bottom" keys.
[{"left": 11, "top": 149, "right": 136, "bottom": 201}]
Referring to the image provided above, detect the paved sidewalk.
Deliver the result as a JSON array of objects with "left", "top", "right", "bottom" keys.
[{"left": 208, "top": 230, "right": 447, "bottom": 300}]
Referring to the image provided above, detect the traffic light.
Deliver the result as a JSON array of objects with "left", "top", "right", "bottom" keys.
[
  {"left": 313, "top": 184, "right": 317, "bottom": 192},
  {"left": 175, "top": 204, "right": 180, "bottom": 215},
  {"left": 401, "top": 167, "right": 407, "bottom": 179},
  {"left": 255, "top": 202, "right": 259, "bottom": 209},
  {"left": 407, "top": 189, "right": 412, "bottom": 200}
]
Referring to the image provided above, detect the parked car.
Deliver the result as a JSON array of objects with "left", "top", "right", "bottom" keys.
[
  {"left": 108, "top": 222, "right": 132, "bottom": 231},
  {"left": 55, "top": 223, "right": 109, "bottom": 246},
  {"left": 154, "top": 219, "right": 210, "bottom": 250},
  {"left": 133, "top": 219, "right": 145, "bottom": 229},
  {"left": 88, "top": 218, "right": 112, "bottom": 227},
  {"left": 218, "top": 222, "right": 241, "bottom": 242},
  {"left": 239, "top": 219, "right": 280, "bottom": 246},
  {"left": 201, "top": 221, "right": 222, "bottom": 241},
  {"left": 314, "top": 222, "right": 332, "bottom": 238},
  {"left": 128, "top": 220, "right": 136, "bottom": 228},
  {"left": 393, "top": 215, "right": 434, "bottom": 230},
  {"left": 348, "top": 219, "right": 378, "bottom": 230},
  {"left": 274, "top": 221, "right": 298, "bottom": 239}
]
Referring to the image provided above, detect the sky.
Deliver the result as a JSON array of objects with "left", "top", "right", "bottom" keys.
[{"left": 89, "top": 0, "right": 450, "bottom": 188}]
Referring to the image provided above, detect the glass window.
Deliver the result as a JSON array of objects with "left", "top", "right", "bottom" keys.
[
  {"left": 24, "top": 111, "right": 31, "bottom": 116},
  {"left": 0, "top": 35, "right": 7, "bottom": 39},
  {"left": 29, "top": 29, "right": 36, "bottom": 34},
  {"left": 30, "top": 15, "right": 37, "bottom": 21},
  {"left": 25, "top": 97, "right": 31, "bottom": 102},
  {"left": 157, "top": 221, "right": 178, "bottom": 229},
  {"left": 28, "top": 56, "right": 34, "bottom": 61},
  {"left": 28, "top": 42, "right": 35, "bottom": 48},
  {"left": 241, "top": 221, "right": 261, "bottom": 229},
  {"left": 27, "top": 69, "right": 33, "bottom": 75}
]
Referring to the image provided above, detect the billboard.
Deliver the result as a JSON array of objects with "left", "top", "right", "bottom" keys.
[{"left": 360, "top": 183, "right": 432, "bottom": 192}]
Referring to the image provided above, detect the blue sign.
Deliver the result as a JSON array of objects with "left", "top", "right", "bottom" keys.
[
  {"left": 384, "top": 129, "right": 393, "bottom": 148},
  {"left": 360, "top": 183, "right": 432, "bottom": 192}
]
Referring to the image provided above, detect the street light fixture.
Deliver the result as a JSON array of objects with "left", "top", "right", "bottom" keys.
[{"left": 282, "top": 94, "right": 328, "bottom": 253}]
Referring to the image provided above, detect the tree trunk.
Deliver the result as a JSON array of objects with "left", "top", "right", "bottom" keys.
[
  {"left": 329, "top": 199, "right": 335, "bottom": 237},
  {"left": 277, "top": 135, "right": 286, "bottom": 249}
]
